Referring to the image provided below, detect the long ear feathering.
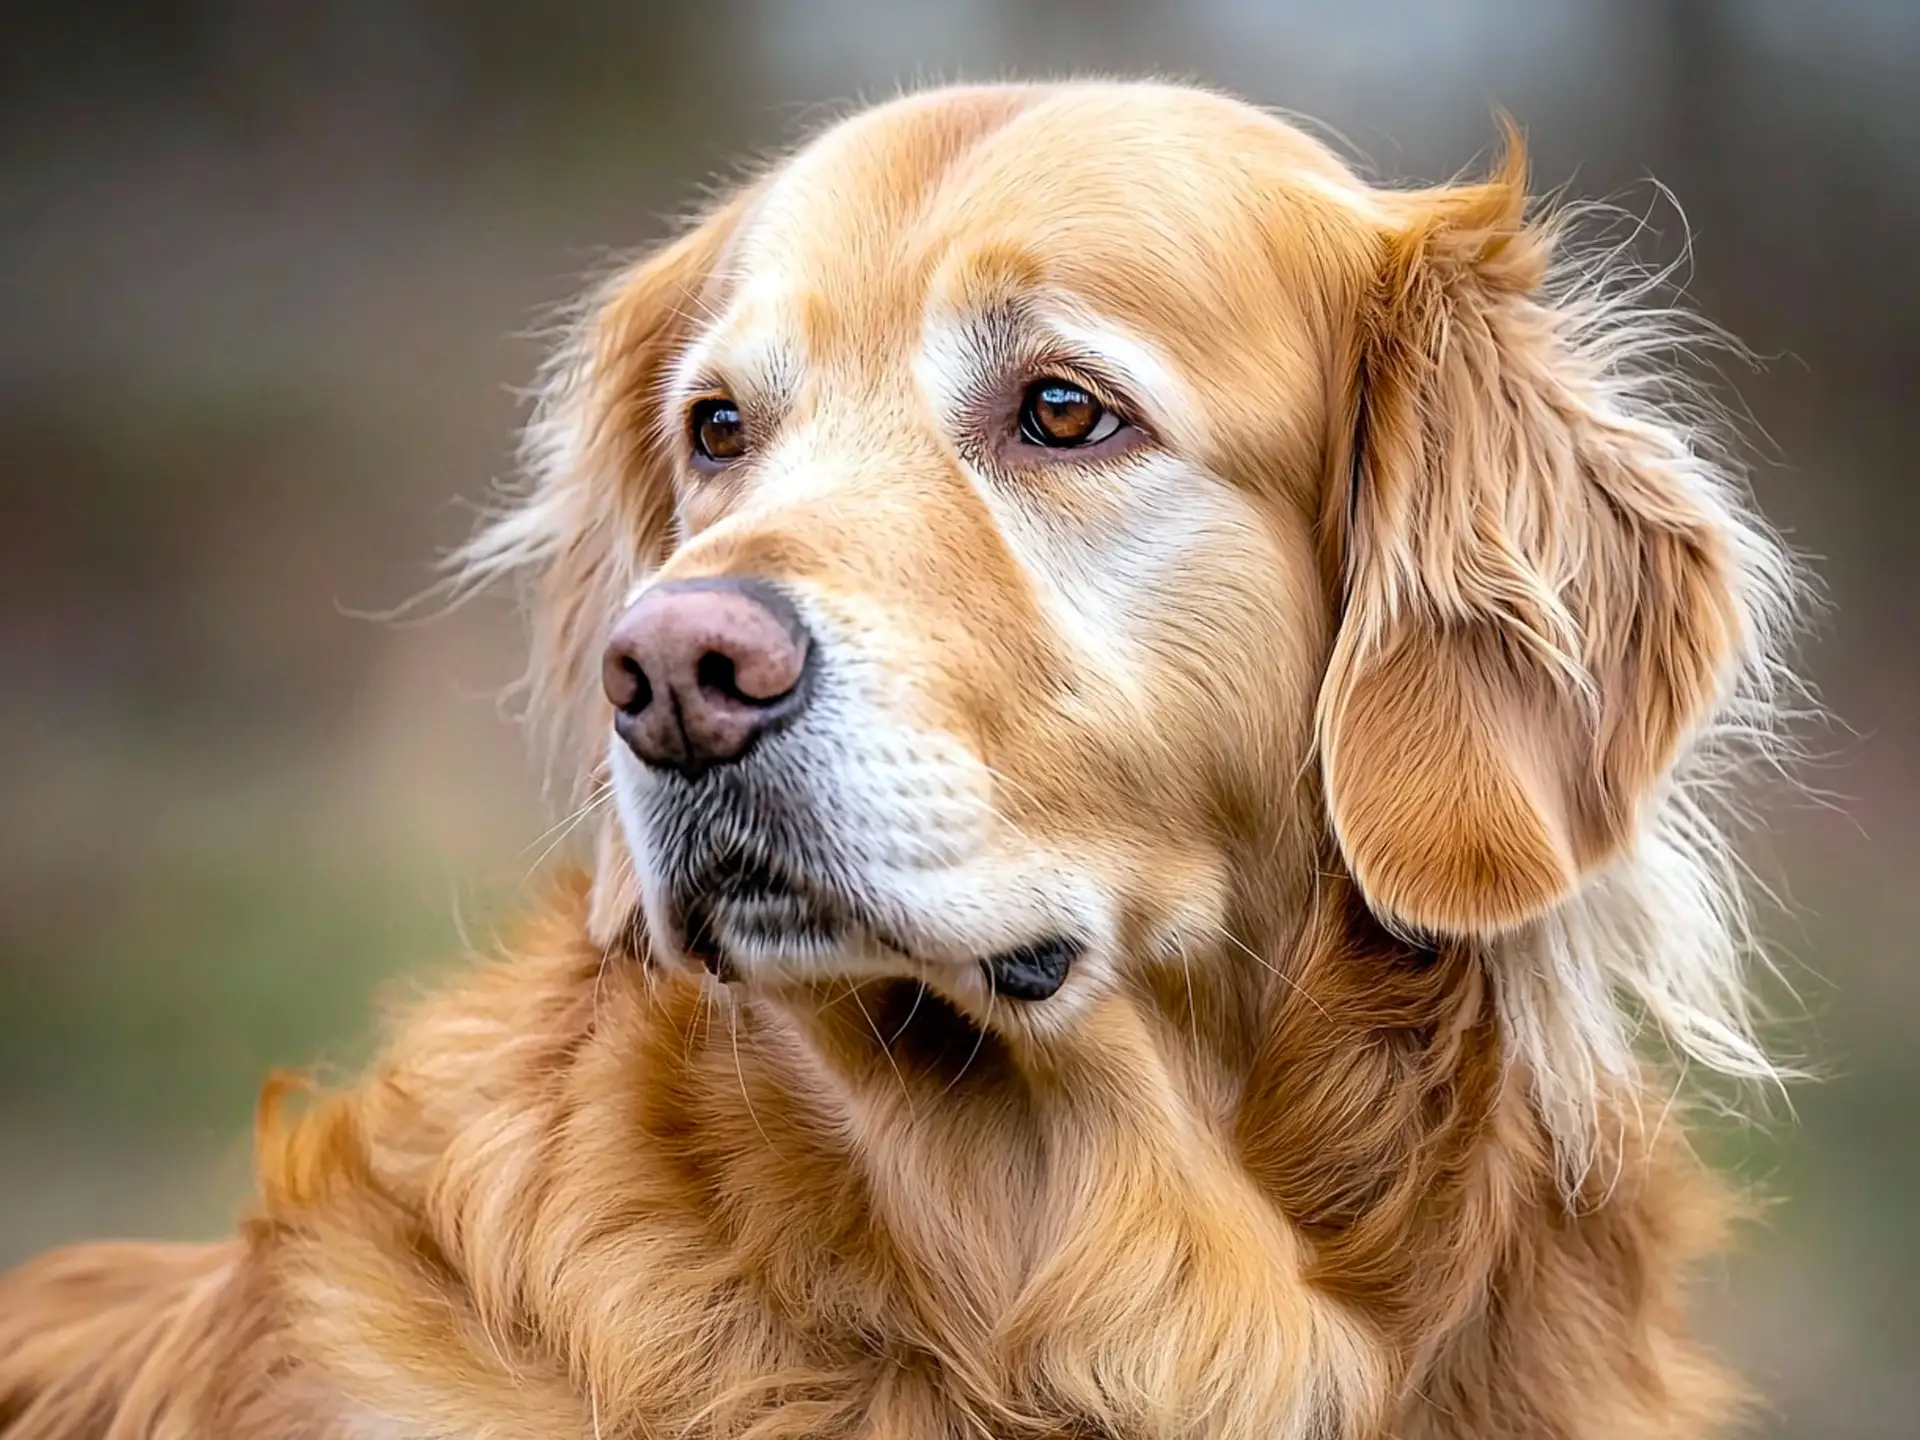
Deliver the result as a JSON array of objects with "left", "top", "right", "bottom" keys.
[
  {"left": 1504, "top": 190, "right": 1817, "bottom": 1188},
  {"left": 1322, "top": 126, "right": 1815, "bottom": 1189},
  {"left": 446, "top": 196, "right": 750, "bottom": 804},
  {"left": 447, "top": 267, "right": 650, "bottom": 800}
]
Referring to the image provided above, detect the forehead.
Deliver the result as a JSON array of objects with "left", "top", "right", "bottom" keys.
[{"left": 706, "top": 85, "right": 1377, "bottom": 373}]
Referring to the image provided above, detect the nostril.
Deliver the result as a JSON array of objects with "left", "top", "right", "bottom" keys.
[
  {"left": 695, "top": 649, "right": 743, "bottom": 703},
  {"left": 695, "top": 644, "right": 805, "bottom": 708},
  {"left": 615, "top": 655, "right": 652, "bottom": 715},
  {"left": 605, "top": 579, "right": 812, "bottom": 771}
]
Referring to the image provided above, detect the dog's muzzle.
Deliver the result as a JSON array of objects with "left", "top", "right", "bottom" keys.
[{"left": 604, "top": 579, "right": 1080, "bottom": 1002}]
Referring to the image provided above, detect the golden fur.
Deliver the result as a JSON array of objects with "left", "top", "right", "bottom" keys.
[{"left": 0, "top": 81, "right": 1800, "bottom": 1439}]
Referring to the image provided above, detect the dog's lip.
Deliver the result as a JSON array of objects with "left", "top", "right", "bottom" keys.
[
  {"left": 980, "top": 936, "right": 1080, "bottom": 1000},
  {"left": 669, "top": 857, "right": 853, "bottom": 972},
  {"left": 663, "top": 864, "right": 1079, "bottom": 1002},
  {"left": 660, "top": 844, "right": 1090, "bottom": 1006},
  {"left": 684, "top": 920, "right": 1081, "bottom": 1013}
]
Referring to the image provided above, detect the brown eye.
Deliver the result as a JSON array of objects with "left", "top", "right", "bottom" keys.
[
  {"left": 690, "top": 397, "right": 747, "bottom": 464},
  {"left": 1018, "top": 379, "right": 1123, "bottom": 448}
]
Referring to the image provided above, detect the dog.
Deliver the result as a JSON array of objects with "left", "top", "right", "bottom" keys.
[{"left": 0, "top": 81, "right": 1803, "bottom": 1439}]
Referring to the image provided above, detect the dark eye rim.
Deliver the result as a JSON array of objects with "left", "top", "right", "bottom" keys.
[
  {"left": 688, "top": 395, "right": 748, "bottom": 465},
  {"left": 1015, "top": 376, "right": 1126, "bottom": 450}
]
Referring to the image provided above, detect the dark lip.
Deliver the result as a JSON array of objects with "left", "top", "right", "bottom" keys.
[
  {"left": 644, "top": 780, "right": 1080, "bottom": 1001},
  {"left": 981, "top": 937, "right": 1080, "bottom": 1000},
  {"left": 668, "top": 849, "right": 858, "bottom": 976},
  {"left": 675, "top": 882, "right": 1081, "bottom": 1003}
]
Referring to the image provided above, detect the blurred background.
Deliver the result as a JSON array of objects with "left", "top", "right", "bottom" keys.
[{"left": 0, "top": 3, "right": 1913, "bottom": 1434}]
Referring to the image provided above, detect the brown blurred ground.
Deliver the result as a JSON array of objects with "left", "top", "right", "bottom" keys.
[{"left": 0, "top": 5, "right": 1914, "bottom": 1436}]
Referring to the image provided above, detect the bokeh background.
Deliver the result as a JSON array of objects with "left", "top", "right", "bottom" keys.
[{"left": 1, "top": 3, "right": 1913, "bottom": 1434}]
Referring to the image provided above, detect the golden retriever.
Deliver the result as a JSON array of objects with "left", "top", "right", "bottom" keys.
[{"left": 0, "top": 81, "right": 1802, "bottom": 1439}]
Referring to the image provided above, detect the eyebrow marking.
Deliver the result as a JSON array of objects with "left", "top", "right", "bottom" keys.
[
  {"left": 916, "top": 289, "right": 1206, "bottom": 453},
  {"left": 665, "top": 298, "right": 806, "bottom": 423},
  {"left": 1030, "top": 303, "right": 1207, "bottom": 452}
]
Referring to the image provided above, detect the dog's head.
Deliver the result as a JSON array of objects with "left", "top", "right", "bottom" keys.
[{"left": 464, "top": 83, "right": 1790, "bottom": 1117}]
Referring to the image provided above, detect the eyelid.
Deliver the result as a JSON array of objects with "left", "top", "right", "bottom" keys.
[
  {"left": 680, "top": 387, "right": 739, "bottom": 438},
  {"left": 1028, "top": 300, "right": 1201, "bottom": 445},
  {"left": 1027, "top": 353, "right": 1139, "bottom": 424},
  {"left": 679, "top": 387, "right": 751, "bottom": 473},
  {"left": 682, "top": 382, "right": 736, "bottom": 416}
]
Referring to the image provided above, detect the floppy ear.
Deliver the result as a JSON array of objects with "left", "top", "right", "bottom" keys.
[
  {"left": 456, "top": 192, "right": 750, "bottom": 944},
  {"left": 1317, "top": 137, "right": 1751, "bottom": 940}
]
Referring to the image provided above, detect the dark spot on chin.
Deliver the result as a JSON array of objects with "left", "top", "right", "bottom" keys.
[{"left": 983, "top": 937, "right": 1080, "bottom": 1000}]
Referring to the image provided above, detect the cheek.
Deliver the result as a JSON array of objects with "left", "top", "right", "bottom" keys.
[
  {"left": 986, "top": 463, "right": 1326, "bottom": 846},
  {"left": 1131, "top": 507, "right": 1327, "bottom": 809}
]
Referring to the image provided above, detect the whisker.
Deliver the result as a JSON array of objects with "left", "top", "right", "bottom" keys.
[
  {"left": 944, "top": 984, "right": 996, "bottom": 1097},
  {"left": 886, "top": 979, "right": 929, "bottom": 1048},
  {"left": 728, "top": 998, "right": 781, "bottom": 1156},
  {"left": 816, "top": 975, "right": 870, "bottom": 1016},
  {"left": 519, "top": 779, "right": 613, "bottom": 859},
  {"left": 1175, "top": 935, "right": 1201, "bottom": 1059},
  {"left": 682, "top": 976, "right": 709, "bottom": 1066},
  {"left": 851, "top": 981, "right": 916, "bottom": 1125},
  {"left": 980, "top": 761, "right": 1048, "bottom": 816},
  {"left": 520, "top": 785, "right": 614, "bottom": 884},
  {"left": 1208, "top": 919, "right": 1331, "bottom": 1022},
  {"left": 592, "top": 949, "right": 617, "bottom": 1036}
]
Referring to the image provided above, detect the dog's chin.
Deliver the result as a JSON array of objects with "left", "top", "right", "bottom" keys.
[
  {"left": 658, "top": 880, "right": 1081, "bottom": 1006},
  {"left": 675, "top": 886, "right": 867, "bottom": 984},
  {"left": 614, "top": 737, "right": 1090, "bottom": 1007}
]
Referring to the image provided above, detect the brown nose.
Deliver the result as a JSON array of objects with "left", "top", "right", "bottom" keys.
[{"left": 602, "top": 578, "right": 813, "bottom": 776}]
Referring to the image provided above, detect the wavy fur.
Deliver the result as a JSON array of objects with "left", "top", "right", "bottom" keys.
[{"left": 1, "top": 82, "right": 1806, "bottom": 1440}]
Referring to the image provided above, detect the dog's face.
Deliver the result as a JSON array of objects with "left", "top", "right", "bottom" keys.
[
  {"left": 607, "top": 87, "right": 1348, "bottom": 1031},
  {"left": 476, "top": 82, "right": 1757, "bottom": 1069}
]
